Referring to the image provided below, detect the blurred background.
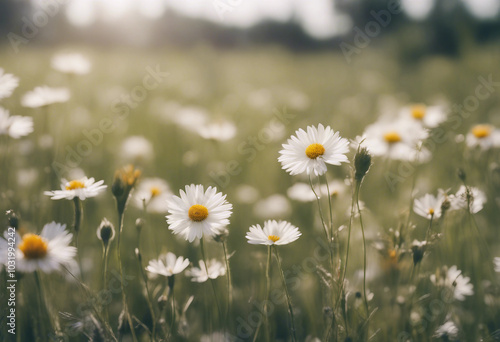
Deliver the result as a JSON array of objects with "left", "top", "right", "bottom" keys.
[{"left": 1, "top": 0, "right": 500, "bottom": 341}]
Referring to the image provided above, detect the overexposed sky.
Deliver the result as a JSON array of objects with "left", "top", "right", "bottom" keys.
[{"left": 60, "top": 0, "right": 500, "bottom": 38}]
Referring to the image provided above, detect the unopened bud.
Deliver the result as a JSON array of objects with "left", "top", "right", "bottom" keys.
[
  {"left": 354, "top": 147, "right": 372, "bottom": 181},
  {"left": 97, "top": 218, "right": 115, "bottom": 246}
]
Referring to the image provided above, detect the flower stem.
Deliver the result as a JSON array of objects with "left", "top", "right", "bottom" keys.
[
  {"left": 222, "top": 241, "right": 233, "bottom": 323},
  {"left": 265, "top": 245, "right": 272, "bottom": 342},
  {"left": 200, "top": 237, "right": 222, "bottom": 320},
  {"left": 273, "top": 246, "right": 297, "bottom": 342},
  {"left": 72, "top": 197, "right": 84, "bottom": 281},
  {"left": 102, "top": 245, "right": 110, "bottom": 324},
  {"left": 356, "top": 184, "right": 369, "bottom": 316},
  {"left": 116, "top": 210, "right": 138, "bottom": 342}
]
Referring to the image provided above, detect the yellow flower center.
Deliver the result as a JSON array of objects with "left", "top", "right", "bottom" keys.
[
  {"left": 389, "top": 249, "right": 397, "bottom": 259},
  {"left": 383, "top": 131, "right": 401, "bottom": 144},
  {"left": 268, "top": 235, "right": 280, "bottom": 243},
  {"left": 428, "top": 208, "right": 435, "bottom": 216},
  {"left": 411, "top": 104, "right": 426, "bottom": 120},
  {"left": 471, "top": 125, "right": 491, "bottom": 139},
  {"left": 19, "top": 234, "right": 48, "bottom": 260},
  {"left": 305, "top": 143, "right": 325, "bottom": 159},
  {"left": 66, "top": 180, "right": 85, "bottom": 190},
  {"left": 150, "top": 186, "right": 161, "bottom": 198},
  {"left": 188, "top": 204, "right": 209, "bottom": 222}
]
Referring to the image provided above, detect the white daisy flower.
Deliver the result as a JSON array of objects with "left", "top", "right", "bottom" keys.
[
  {"left": 362, "top": 118, "right": 429, "bottom": 161},
  {"left": 197, "top": 120, "right": 237, "bottom": 141},
  {"left": 21, "top": 86, "right": 70, "bottom": 108},
  {"left": 430, "top": 265, "right": 474, "bottom": 301},
  {"left": 0, "top": 107, "right": 33, "bottom": 139},
  {"left": 246, "top": 220, "right": 301, "bottom": 246},
  {"left": 186, "top": 259, "right": 226, "bottom": 282},
  {"left": 0, "top": 68, "right": 19, "bottom": 100},
  {"left": 278, "top": 124, "right": 349, "bottom": 176},
  {"left": 133, "top": 177, "right": 171, "bottom": 213},
  {"left": 146, "top": 252, "right": 190, "bottom": 277},
  {"left": 287, "top": 180, "right": 346, "bottom": 202},
  {"left": 169, "top": 106, "right": 209, "bottom": 131},
  {"left": 434, "top": 321, "right": 459, "bottom": 339},
  {"left": 44, "top": 177, "right": 107, "bottom": 200},
  {"left": 120, "top": 135, "right": 154, "bottom": 163},
  {"left": 401, "top": 104, "right": 447, "bottom": 128},
  {"left": 494, "top": 257, "right": 500, "bottom": 273},
  {"left": 413, "top": 191, "right": 446, "bottom": 219},
  {"left": 10, "top": 222, "right": 76, "bottom": 273},
  {"left": 51, "top": 53, "right": 91, "bottom": 75},
  {"left": 234, "top": 184, "right": 260, "bottom": 204},
  {"left": 166, "top": 185, "right": 232, "bottom": 242},
  {"left": 465, "top": 124, "right": 500, "bottom": 150},
  {"left": 449, "top": 185, "right": 486, "bottom": 214}
]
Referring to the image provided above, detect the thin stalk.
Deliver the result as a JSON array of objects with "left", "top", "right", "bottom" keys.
[
  {"left": 309, "top": 175, "right": 331, "bottom": 245},
  {"left": 116, "top": 210, "right": 138, "bottom": 342},
  {"left": 424, "top": 214, "right": 434, "bottom": 243},
  {"left": 34, "top": 271, "right": 48, "bottom": 341},
  {"left": 138, "top": 248, "right": 156, "bottom": 340},
  {"left": 274, "top": 246, "right": 297, "bottom": 342},
  {"left": 356, "top": 184, "right": 369, "bottom": 316},
  {"left": 200, "top": 238, "right": 222, "bottom": 319},
  {"left": 73, "top": 198, "right": 84, "bottom": 281},
  {"left": 222, "top": 241, "right": 233, "bottom": 322},
  {"left": 322, "top": 174, "right": 334, "bottom": 237},
  {"left": 168, "top": 286, "right": 176, "bottom": 341},
  {"left": 264, "top": 245, "right": 272, "bottom": 342},
  {"left": 102, "top": 245, "right": 110, "bottom": 324}
]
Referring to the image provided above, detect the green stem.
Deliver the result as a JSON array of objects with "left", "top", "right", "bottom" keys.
[
  {"left": 309, "top": 175, "right": 331, "bottom": 246},
  {"left": 116, "top": 210, "right": 138, "bottom": 342},
  {"left": 222, "top": 241, "right": 233, "bottom": 323},
  {"left": 356, "top": 183, "right": 369, "bottom": 317},
  {"left": 102, "top": 245, "right": 110, "bottom": 324},
  {"left": 73, "top": 198, "right": 84, "bottom": 282},
  {"left": 274, "top": 246, "right": 297, "bottom": 342},
  {"left": 264, "top": 245, "right": 272, "bottom": 342},
  {"left": 200, "top": 238, "right": 222, "bottom": 320}
]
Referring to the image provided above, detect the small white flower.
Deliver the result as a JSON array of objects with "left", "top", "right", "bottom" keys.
[
  {"left": 146, "top": 252, "right": 190, "bottom": 277},
  {"left": 434, "top": 321, "right": 459, "bottom": 339},
  {"left": 362, "top": 117, "right": 429, "bottom": 161},
  {"left": 0, "top": 68, "right": 19, "bottom": 100},
  {"left": 466, "top": 124, "right": 500, "bottom": 150},
  {"left": 186, "top": 259, "right": 226, "bottom": 282},
  {"left": 44, "top": 177, "right": 107, "bottom": 200},
  {"left": 166, "top": 185, "right": 232, "bottom": 242},
  {"left": 413, "top": 191, "right": 446, "bottom": 219},
  {"left": 234, "top": 184, "right": 260, "bottom": 204},
  {"left": 21, "top": 86, "right": 70, "bottom": 108},
  {"left": 494, "top": 257, "right": 500, "bottom": 273},
  {"left": 51, "top": 53, "right": 91, "bottom": 75},
  {"left": 120, "top": 135, "right": 154, "bottom": 163},
  {"left": 246, "top": 220, "right": 301, "bottom": 246},
  {"left": 0, "top": 222, "right": 77, "bottom": 273},
  {"left": 197, "top": 120, "right": 237, "bottom": 141},
  {"left": 430, "top": 265, "right": 474, "bottom": 301},
  {"left": 287, "top": 180, "right": 346, "bottom": 202},
  {"left": 0, "top": 107, "right": 33, "bottom": 139},
  {"left": 449, "top": 185, "right": 486, "bottom": 214},
  {"left": 401, "top": 104, "right": 447, "bottom": 128},
  {"left": 133, "top": 178, "right": 171, "bottom": 213},
  {"left": 278, "top": 124, "right": 349, "bottom": 176}
]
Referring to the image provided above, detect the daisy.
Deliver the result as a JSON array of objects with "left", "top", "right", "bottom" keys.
[
  {"left": 133, "top": 177, "right": 171, "bottom": 213},
  {"left": 413, "top": 191, "right": 446, "bottom": 219},
  {"left": 166, "top": 185, "right": 232, "bottom": 242},
  {"left": 0, "top": 68, "right": 19, "bottom": 100},
  {"left": 186, "top": 259, "right": 226, "bottom": 282},
  {"left": 287, "top": 180, "right": 346, "bottom": 202},
  {"left": 0, "top": 107, "right": 33, "bottom": 139},
  {"left": 401, "top": 104, "right": 447, "bottom": 128},
  {"left": 465, "top": 124, "right": 500, "bottom": 150},
  {"left": 146, "top": 252, "right": 190, "bottom": 277},
  {"left": 362, "top": 117, "right": 429, "bottom": 161},
  {"left": 494, "top": 257, "right": 500, "bottom": 273},
  {"left": 12, "top": 222, "right": 76, "bottom": 273},
  {"left": 246, "top": 220, "right": 301, "bottom": 246},
  {"left": 278, "top": 124, "right": 349, "bottom": 176},
  {"left": 120, "top": 135, "right": 154, "bottom": 163},
  {"left": 434, "top": 321, "right": 459, "bottom": 340},
  {"left": 196, "top": 120, "right": 237, "bottom": 141},
  {"left": 21, "top": 86, "right": 70, "bottom": 108},
  {"left": 44, "top": 177, "right": 107, "bottom": 200},
  {"left": 449, "top": 185, "right": 486, "bottom": 214},
  {"left": 253, "top": 194, "right": 291, "bottom": 219},
  {"left": 430, "top": 265, "right": 474, "bottom": 301},
  {"left": 51, "top": 53, "right": 91, "bottom": 75}
]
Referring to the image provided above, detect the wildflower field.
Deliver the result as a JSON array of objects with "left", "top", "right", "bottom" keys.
[{"left": 1, "top": 44, "right": 500, "bottom": 342}]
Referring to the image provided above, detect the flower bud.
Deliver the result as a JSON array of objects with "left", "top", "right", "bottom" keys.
[
  {"left": 6, "top": 210, "right": 19, "bottom": 229},
  {"left": 97, "top": 218, "right": 115, "bottom": 247},
  {"left": 354, "top": 147, "right": 372, "bottom": 181}
]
